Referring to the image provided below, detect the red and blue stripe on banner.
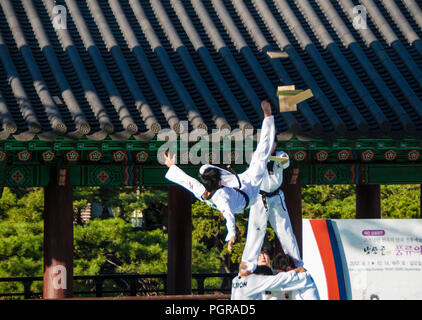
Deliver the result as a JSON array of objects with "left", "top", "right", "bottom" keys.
[{"left": 309, "top": 219, "right": 348, "bottom": 300}]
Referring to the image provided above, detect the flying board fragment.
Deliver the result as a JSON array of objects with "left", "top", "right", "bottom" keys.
[
  {"left": 266, "top": 51, "right": 289, "bottom": 58},
  {"left": 269, "top": 155, "right": 289, "bottom": 163},
  {"left": 277, "top": 85, "right": 314, "bottom": 112}
]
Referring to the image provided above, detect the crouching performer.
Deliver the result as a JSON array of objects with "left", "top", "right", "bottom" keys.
[{"left": 231, "top": 262, "right": 313, "bottom": 300}]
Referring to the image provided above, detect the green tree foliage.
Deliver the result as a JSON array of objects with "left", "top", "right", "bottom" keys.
[
  {"left": 71, "top": 186, "right": 168, "bottom": 295},
  {"left": 0, "top": 184, "right": 420, "bottom": 298},
  {"left": 73, "top": 217, "right": 168, "bottom": 296},
  {"left": 381, "top": 185, "right": 420, "bottom": 218},
  {"left": 0, "top": 188, "right": 44, "bottom": 297},
  {"left": 73, "top": 186, "right": 167, "bottom": 230},
  {"left": 302, "top": 184, "right": 420, "bottom": 219},
  {"left": 191, "top": 201, "right": 248, "bottom": 273},
  {"left": 74, "top": 217, "right": 167, "bottom": 275},
  {"left": 302, "top": 185, "right": 356, "bottom": 219},
  {"left": 191, "top": 200, "right": 279, "bottom": 275}
]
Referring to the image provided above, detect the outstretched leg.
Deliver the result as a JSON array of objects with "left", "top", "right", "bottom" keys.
[
  {"left": 268, "top": 195, "right": 303, "bottom": 267},
  {"left": 241, "top": 101, "right": 275, "bottom": 188},
  {"left": 241, "top": 198, "right": 269, "bottom": 267}
]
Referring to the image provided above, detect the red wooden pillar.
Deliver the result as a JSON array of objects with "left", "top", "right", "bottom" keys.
[
  {"left": 356, "top": 184, "right": 381, "bottom": 219},
  {"left": 43, "top": 167, "right": 74, "bottom": 299},
  {"left": 167, "top": 185, "right": 192, "bottom": 295},
  {"left": 280, "top": 182, "right": 303, "bottom": 257}
]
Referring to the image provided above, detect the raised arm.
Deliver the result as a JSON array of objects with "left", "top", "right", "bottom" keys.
[{"left": 208, "top": 190, "right": 237, "bottom": 252}]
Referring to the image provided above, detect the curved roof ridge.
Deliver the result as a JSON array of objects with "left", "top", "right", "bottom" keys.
[
  {"left": 341, "top": 0, "right": 422, "bottom": 126},
  {"left": 232, "top": 0, "right": 322, "bottom": 134},
  {"left": 295, "top": 0, "right": 389, "bottom": 133},
  {"left": 190, "top": 0, "right": 264, "bottom": 120},
  {"left": 150, "top": 0, "right": 230, "bottom": 131},
  {"left": 170, "top": 0, "right": 252, "bottom": 131},
  {"left": 21, "top": 0, "right": 91, "bottom": 137},
  {"left": 210, "top": 0, "right": 300, "bottom": 132},
  {"left": 85, "top": 0, "right": 162, "bottom": 138},
  {"left": 1, "top": 0, "right": 67, "bottom": 135},
  {"left": 324, "top": 0, "right": 414, "bottom": 133},
  {"left": 0, "top": 30, "right": 41, "bottom": 134},
  {"left": 362, "top": 0, "right": 422, "bottom": 89},
  {"left": 129, "top": 0, "right": 207, "bottom": 132},
  {"left": 108, "top": 0, "right": 180, "bottom": 133},
  {"left": 67, "top": 0, "right": 142, "bottom": 136},
  {"left": 41, "top": 0, "right": 114, "bottom": 136},
  {"left": 253, "top": 0, "right": 346, "bottom": 134},
  {"left": 279, "top": 0, "right": 368, "bottom": 133}
]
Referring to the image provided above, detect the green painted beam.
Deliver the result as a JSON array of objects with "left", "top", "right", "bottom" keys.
[
  {"left": 0, "top": 136, "right": 421, "bottom": 186},
  {"left": 368, "top": 165, "right": 422, "bottom": 184},
  {"left": 3, "top": 163, "right": 422, "bottom": 187},
  {"left": 1, "top": 136, "right": 420, "bottom": 152}
]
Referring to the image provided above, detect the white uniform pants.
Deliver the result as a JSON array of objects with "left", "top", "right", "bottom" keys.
[
  {"left": 238, "top": 116, "right": 275, "bottom": 204},
  {"left": 242, "top": 191, "right": 303, "bottom": 267}
]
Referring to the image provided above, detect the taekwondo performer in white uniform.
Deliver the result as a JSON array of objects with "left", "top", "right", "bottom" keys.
[
  {"left": 231, "top": 263, "right": 313, "bottom": 300},
  {"left": 271, "top": 253, "right": 320, "bottom": 300},
  {"left": 164, "top": 101, "right": 275, "bottom": 254},
  {"left": 241, "top": 142, "right": 303, "bottom": 271}
]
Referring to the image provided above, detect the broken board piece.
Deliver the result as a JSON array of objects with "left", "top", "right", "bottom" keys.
[
  {"left": 269, "top": 156, "right": 289, "bottom": 163},
  {"left": 267, "top": 51, "right": 289, "bottom": 58},
  {"left": 277, "top": 85, "right": 314, "bottom": 112}
]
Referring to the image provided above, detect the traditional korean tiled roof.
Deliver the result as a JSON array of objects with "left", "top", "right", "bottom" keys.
[{"left": 0, "top": 0, "right": 421, "bottom": 142}]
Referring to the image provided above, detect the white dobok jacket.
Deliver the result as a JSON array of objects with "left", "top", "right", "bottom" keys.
[
  {"left": 231, "top": 270, "right": 314, "bottom": 300},
  {"left": 288, "top": 272, "right": 320, "bottom": 300},
  {"left": 262, "top": 271, "right": 320, "bottom": 300},
  {"left": 165, "top": 164, "right": 247, "bottom": 241}
]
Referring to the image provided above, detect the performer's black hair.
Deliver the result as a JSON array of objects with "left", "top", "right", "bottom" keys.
[
  {"left": 253, "top": 265, "right": 273, "bottom": 275},
  {"left": 272, "top": 253, "right": 295, "bottom": 271},
  {"left": 200, "top": 168, "right": 221, "bottom": 194},
  {"left": 260, "top": 248, "right": 272, "bottom": 259}
]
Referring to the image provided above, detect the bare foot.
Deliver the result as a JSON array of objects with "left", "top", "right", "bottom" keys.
[{"left": 261, "top": 101, "right": 272, "bottom": 117}]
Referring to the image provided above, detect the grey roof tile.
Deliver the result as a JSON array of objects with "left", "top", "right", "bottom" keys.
[{"left": 0, "top": 0, "right": 420, "bottom": 141}]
